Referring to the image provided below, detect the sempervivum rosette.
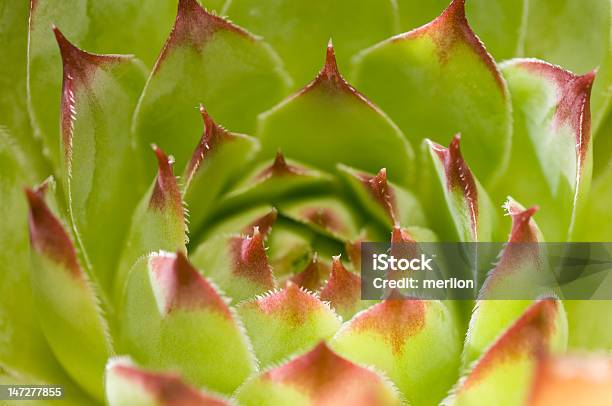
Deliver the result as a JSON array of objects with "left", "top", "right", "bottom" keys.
[{"left": 1, "top": 0, "right": 612, "bottom": 405}]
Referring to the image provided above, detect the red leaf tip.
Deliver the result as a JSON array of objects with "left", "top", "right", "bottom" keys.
[
  {"left": 264, "top": 341, "right": 393, "bottom": 402},
  {"left": 319, "top": 256, "right": 361, "bottom": 315},
  {"left": 257, "top": 151, "right": 307, "bottom": 179},
  {"left": 290, "top": 253, "right": 329, "bottom": 291},
  {"left": 110, "top": 360, "right": 229, "bottom": 406},
  {"left": 150, "top": 251, "right": 230, "bottom": 316},
  {"left": 508, "top": 204, "right": 539, "bottom": 243},
  {"left": 185, "top": 106, "right": 235, "bottom": 186},
  {"left": 359, "top": 168, "right": 397, "bottom": 222},
  {"left": 242, "top": 208, "right": 278, "bottom": 237},
  {"left": 229, "top": 229, "right": 275, "bottom": 289},
  {"left": 149, "top": 146, "right": 183, "bottom": 218},
  {"left": 431, "top": 134, "right": 479, "bottom": 238},
  {"left": 25, "top": 188, "right": 81, "bottom": 277}
]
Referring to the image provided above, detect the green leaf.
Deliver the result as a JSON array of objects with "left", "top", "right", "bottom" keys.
[
  {"left": 114, "top": 146, "right": 187, "bottom": 302},
  {"left": 223, "top": 0, "right": 399, "bottom": 87},
  {"left": 0, "top": 135, "right": 65, "bottom": 384},
  {"left": 219, "top": 152, "right": 334, "bottom": 212},
  {"left": 53, "top": 28, "right": 148, "bottom": 290},
  {"left": 191, "top": 228, "right": 276, "bottom": 303},
  {"left": 237, "top": 281, "right": 341, "bottom": 368},
  {"left": 181, "top": 106, "right": 260, "bottom": 230},
  {"left": 522, "top": 0, "right": 609, "bottom": 76},
  {"left": 423, "top": 135, "right": 499, "bottom": 242},
  {"left": 449, "top": 299, "right": 567, "bottom": 406},
  {"left": 337, "top": 165, "right": 427, "bottom": 229},
  {"left": 351, "top": 0, "right": 512, "bottom": 185},
  {"left": 120, "top": 251, "right": 256, "bottom": 394},
  {"left": 133, "top": 0, "right": 290, "bottom": 172},
  {"left": 25, "top": 187, "right": 112, "bottom": 401},
  {"left": 27, "top": 0, "right": 183, "bottom": 169},
  {"left": 105, "top": 357, "right": 232, "bottom": 406},
  {"left": 500, "top": 59, "right": 596, "bottom": 241},
  {"left": 0, "top": 0, "right": 49, "bottom": 179},
  {"left": 235, "top": 342, "right": 402, "bottom": 406},
  {"left": 332, "top": 299, "right": 461, "bottom": 406},
  {"left": 258, "top": 43, "right": 414, "bottom": 186},
  {"left": 463, "top": 198, "right": 552, "bottom": 367},
  {"left": 278, "top": 197, "right": 361, "bottom": 242}
]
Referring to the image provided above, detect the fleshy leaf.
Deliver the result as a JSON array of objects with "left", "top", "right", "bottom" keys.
[
  {"left": 220, "top": 152, "right": 333, "bottom": 211},
  {"left": 338, "top": 164, "right": 426, "bottom": 229},
  {"left": 528, "top": 355, "right": 612, "bottom": 406},
  {"left": 121, "top": 251, "right": 256, "bottom": 394},
  {"left": 133, "top": 0, "right": 290, "bottom": 172},
  {"left": 352, "top": 0, "right": 512, "bottom": 185},
  {"left": 235, "top": 342, "right": 401, "bottom": 406},
  {"left": 501, "top": 59, "right": 596, "bottom": 241},
  {"left": 105, "top": 358, "right": 231, "bottom": 406},
  {"left": 54, "top": 28, "right": 148, "bottom": 289},
  {"left": 182, "top": 106, "right": 260, "bottom": 230},
  {"left": 288, "top": 254, "right": 330, "bottom": 292},
  {"left": 424, "top": 135, "right": 499, "bottom": 242},
  {"left": 0, "top": 135, "right": 67, "bottom": 385},
  {"left": 25, "top": 187, "right": 112, "bottom": 401},
  {"left": 0, "top": 1, "right": 48, "bottom": 179},
  {"left": 463, "top": 198, "right": 550, "bottom": 366},
  {"left": 278, "top": 197, "right": 361, "bottom": 242},
  {"left": 114, "top": 146, "right": 187, "bottom": 301},
  {"left": 319, "top": 256, "right": 369, "bottom": 320},
  {"left": 257, "top": 42, "right": 415, "bottom": 186},
  {"left": 27, "top": 0, "right": 182, "bottom": 168},
  {"left": 223, "top": 0, "right": 399, "bottom": 87},
  {"left": 332, "top": 299, "right": 460, "bottom": 406},
  {"left": 448, "top": 299, "right": 567, "bottom": 406},
  {"left": 191, "top": 228, "right": 276, "bottom": 302},
  {"left": 237, "top": 281, "right": 342, "bottom": 367}
]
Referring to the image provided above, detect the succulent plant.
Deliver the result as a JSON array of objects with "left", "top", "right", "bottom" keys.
[{"left": 1, "top": 0, "right": 612, "bottom": 405}]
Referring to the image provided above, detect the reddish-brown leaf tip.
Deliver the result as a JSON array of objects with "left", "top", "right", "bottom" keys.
[
  {"left": 228, "top": 228, "right": 275, "bottom": 289},
  {"left": 290, "top": 253, "right": 329, "bottom": 292},
  {"left": 395, "top": 0, "right": 504, "bottom": 91},
  {"left": 157, "top": 0, "right": 251, "bottom": 69},
  {"left": 349, "top": 299, "right": 426, "bottom": 355},
  {"left": 110, "top": 360, "right": 229, "bottom": 406},
  {"left": 150, "top": 251, "right": 231, "bottom": 317},
  {"left": 319, "top": 256, "right": 361, "bottom": 314},
  {"left": 462, "top": 299, "right": 560, "bottom": 389},
  {"left": 431, "top": 134, "right": 479, "bottom": 237},
  {"left": 25, "top": 188, "right": 81, "bottom": 277},
  {"left": 508, "top": 204, "right": 540, "bottom": 243},
  {"left": 257, "top": 151, "right": 307, "bottom": 180},
  {"left": 184, "top": 105, "right": 236, "bottom": 186},
  {"left": 263, "top": 341, "right": 392, "bottom": 402},
  {"left": 149, "top": 145, "right": 183, "bottom": 219},
  {"left": 242, "top": 208, "right": 278, "bottom": 237},
  {"left": 245, "top": 281, "right": 324, "bottom": 326},
  {"left": 519, "top": 61, "right": 597, "bottom": 173},
  {"left": 359, "top": 168, "right": 397, "bottom": 222}
]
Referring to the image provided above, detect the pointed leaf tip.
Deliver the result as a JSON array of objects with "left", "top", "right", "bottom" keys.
[
  {"left": 149, "top": 251, "right": 230, "bottom": 317},
  {"left": 431, "top": 134, "right": 479, "bottom": 234},
  {"left": 25, "top": 188, "right": 81, "bottom": 277},
  {"left": 506, "top": 200, "right": 540, "bottom": 243},
  {"left": 185, "top": 107, "right": 236, "bottom": 186},
  {"left": 290, "top": 253, "right": 329, "bottom": 291},
  {"left": 360, "top": 168, "right": 397, "bottom": 222},
  {"left": 257, "top": 152, "right": 307, "bottom": 179},
  {"left": 242, "top": 208, "right": 278, "bottom": 236},
  {"left": 391, "top": 225, "right": 416, "bottom": 243},
  {"left": 320, "top": 257, "right": 362, "bottom": 318},
  {"left": 150, "top": 145, "right": 182, "bottom": 217},
  {"left": 229, "top": 229, "right": 275, "bottom": 288},
  {"left": 169, "top": 0, "right": 249, "bottom": 52}
]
